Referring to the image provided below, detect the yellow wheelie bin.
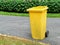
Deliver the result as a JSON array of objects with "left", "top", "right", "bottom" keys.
[{"left": 27, "top": 6, "right": 48, "bottom": 40}]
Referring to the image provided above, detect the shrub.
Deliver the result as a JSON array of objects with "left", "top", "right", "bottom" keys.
[
  {"left": 47, "top": 1, "right": 60, "bottom": 13},
  {"left": 0, "top": 0, "right": 60, "bottom": 13}
]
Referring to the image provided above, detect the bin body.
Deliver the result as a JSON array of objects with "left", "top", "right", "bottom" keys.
[{"left": 27, "top": 6, "right": 48, "bottom": 40}]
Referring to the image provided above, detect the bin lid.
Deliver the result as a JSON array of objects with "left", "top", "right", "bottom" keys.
[{"left": 27, "top": 6, "right": 48, "bottom": 12}]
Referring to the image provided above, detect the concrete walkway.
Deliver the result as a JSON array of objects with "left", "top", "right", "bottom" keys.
[{"left": 0, "top": 15, "right": 60, "bottom": 45}]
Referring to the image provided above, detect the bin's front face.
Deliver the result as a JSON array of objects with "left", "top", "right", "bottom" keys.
[{"left": 27, "top": 6, "right": 48, "bottom": 40}]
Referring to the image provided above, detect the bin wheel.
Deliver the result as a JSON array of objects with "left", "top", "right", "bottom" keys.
[{"left": 45, "top": 31, "right": 49, "bottom": 37}]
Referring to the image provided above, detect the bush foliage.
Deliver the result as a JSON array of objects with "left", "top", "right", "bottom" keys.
[{"left": 0, "top": 0, "right": 60, "bottom": 13}]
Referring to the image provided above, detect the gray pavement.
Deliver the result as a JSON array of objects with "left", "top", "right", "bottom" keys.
[{"left": 0, "top": 15, "right": 60, "bottom": 45}]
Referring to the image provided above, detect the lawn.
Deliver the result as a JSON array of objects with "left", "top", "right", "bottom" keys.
[
  {"left": 0, "top": 11, "right": 60, "bottom": 18},
  {"left": 0, "top": 34, "right": 48, "bottom": 45}
]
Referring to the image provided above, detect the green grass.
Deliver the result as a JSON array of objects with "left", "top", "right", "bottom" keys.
[
  {"left": 0, "top": 11, "right": 29, "bottom": 17},
  {"left": 0, "top": 11, "right": 60, "bottom": 18},
  {"left": 47, "top": 13, "right": 60, "bottom": 18},
  {"left": 0, "top": 35, "right": 48, "bottom": 45}
]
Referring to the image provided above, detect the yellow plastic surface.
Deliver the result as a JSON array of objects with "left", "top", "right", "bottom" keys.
[
  {"left": 27, "top": 6, "right": 48, "bottom": 40},
  {"left": 27, "top": 6, "right": 48, "bottom": 12}
]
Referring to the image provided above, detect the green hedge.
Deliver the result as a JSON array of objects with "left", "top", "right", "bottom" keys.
[
  {"left": 0, "top": 0, "right": 60, "bottom": 13},
  {"left": 47, "top": 1, "right": 60, "bottom": 13}
]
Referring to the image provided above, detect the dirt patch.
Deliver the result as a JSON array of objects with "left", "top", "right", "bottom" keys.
[{"left": 0, "top": 34, "right": 49, "bottom": 45}]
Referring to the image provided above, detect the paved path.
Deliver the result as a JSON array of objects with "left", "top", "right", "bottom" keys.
[{"left": 0, "top": 15, "right": 60, "bottom": 45}]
